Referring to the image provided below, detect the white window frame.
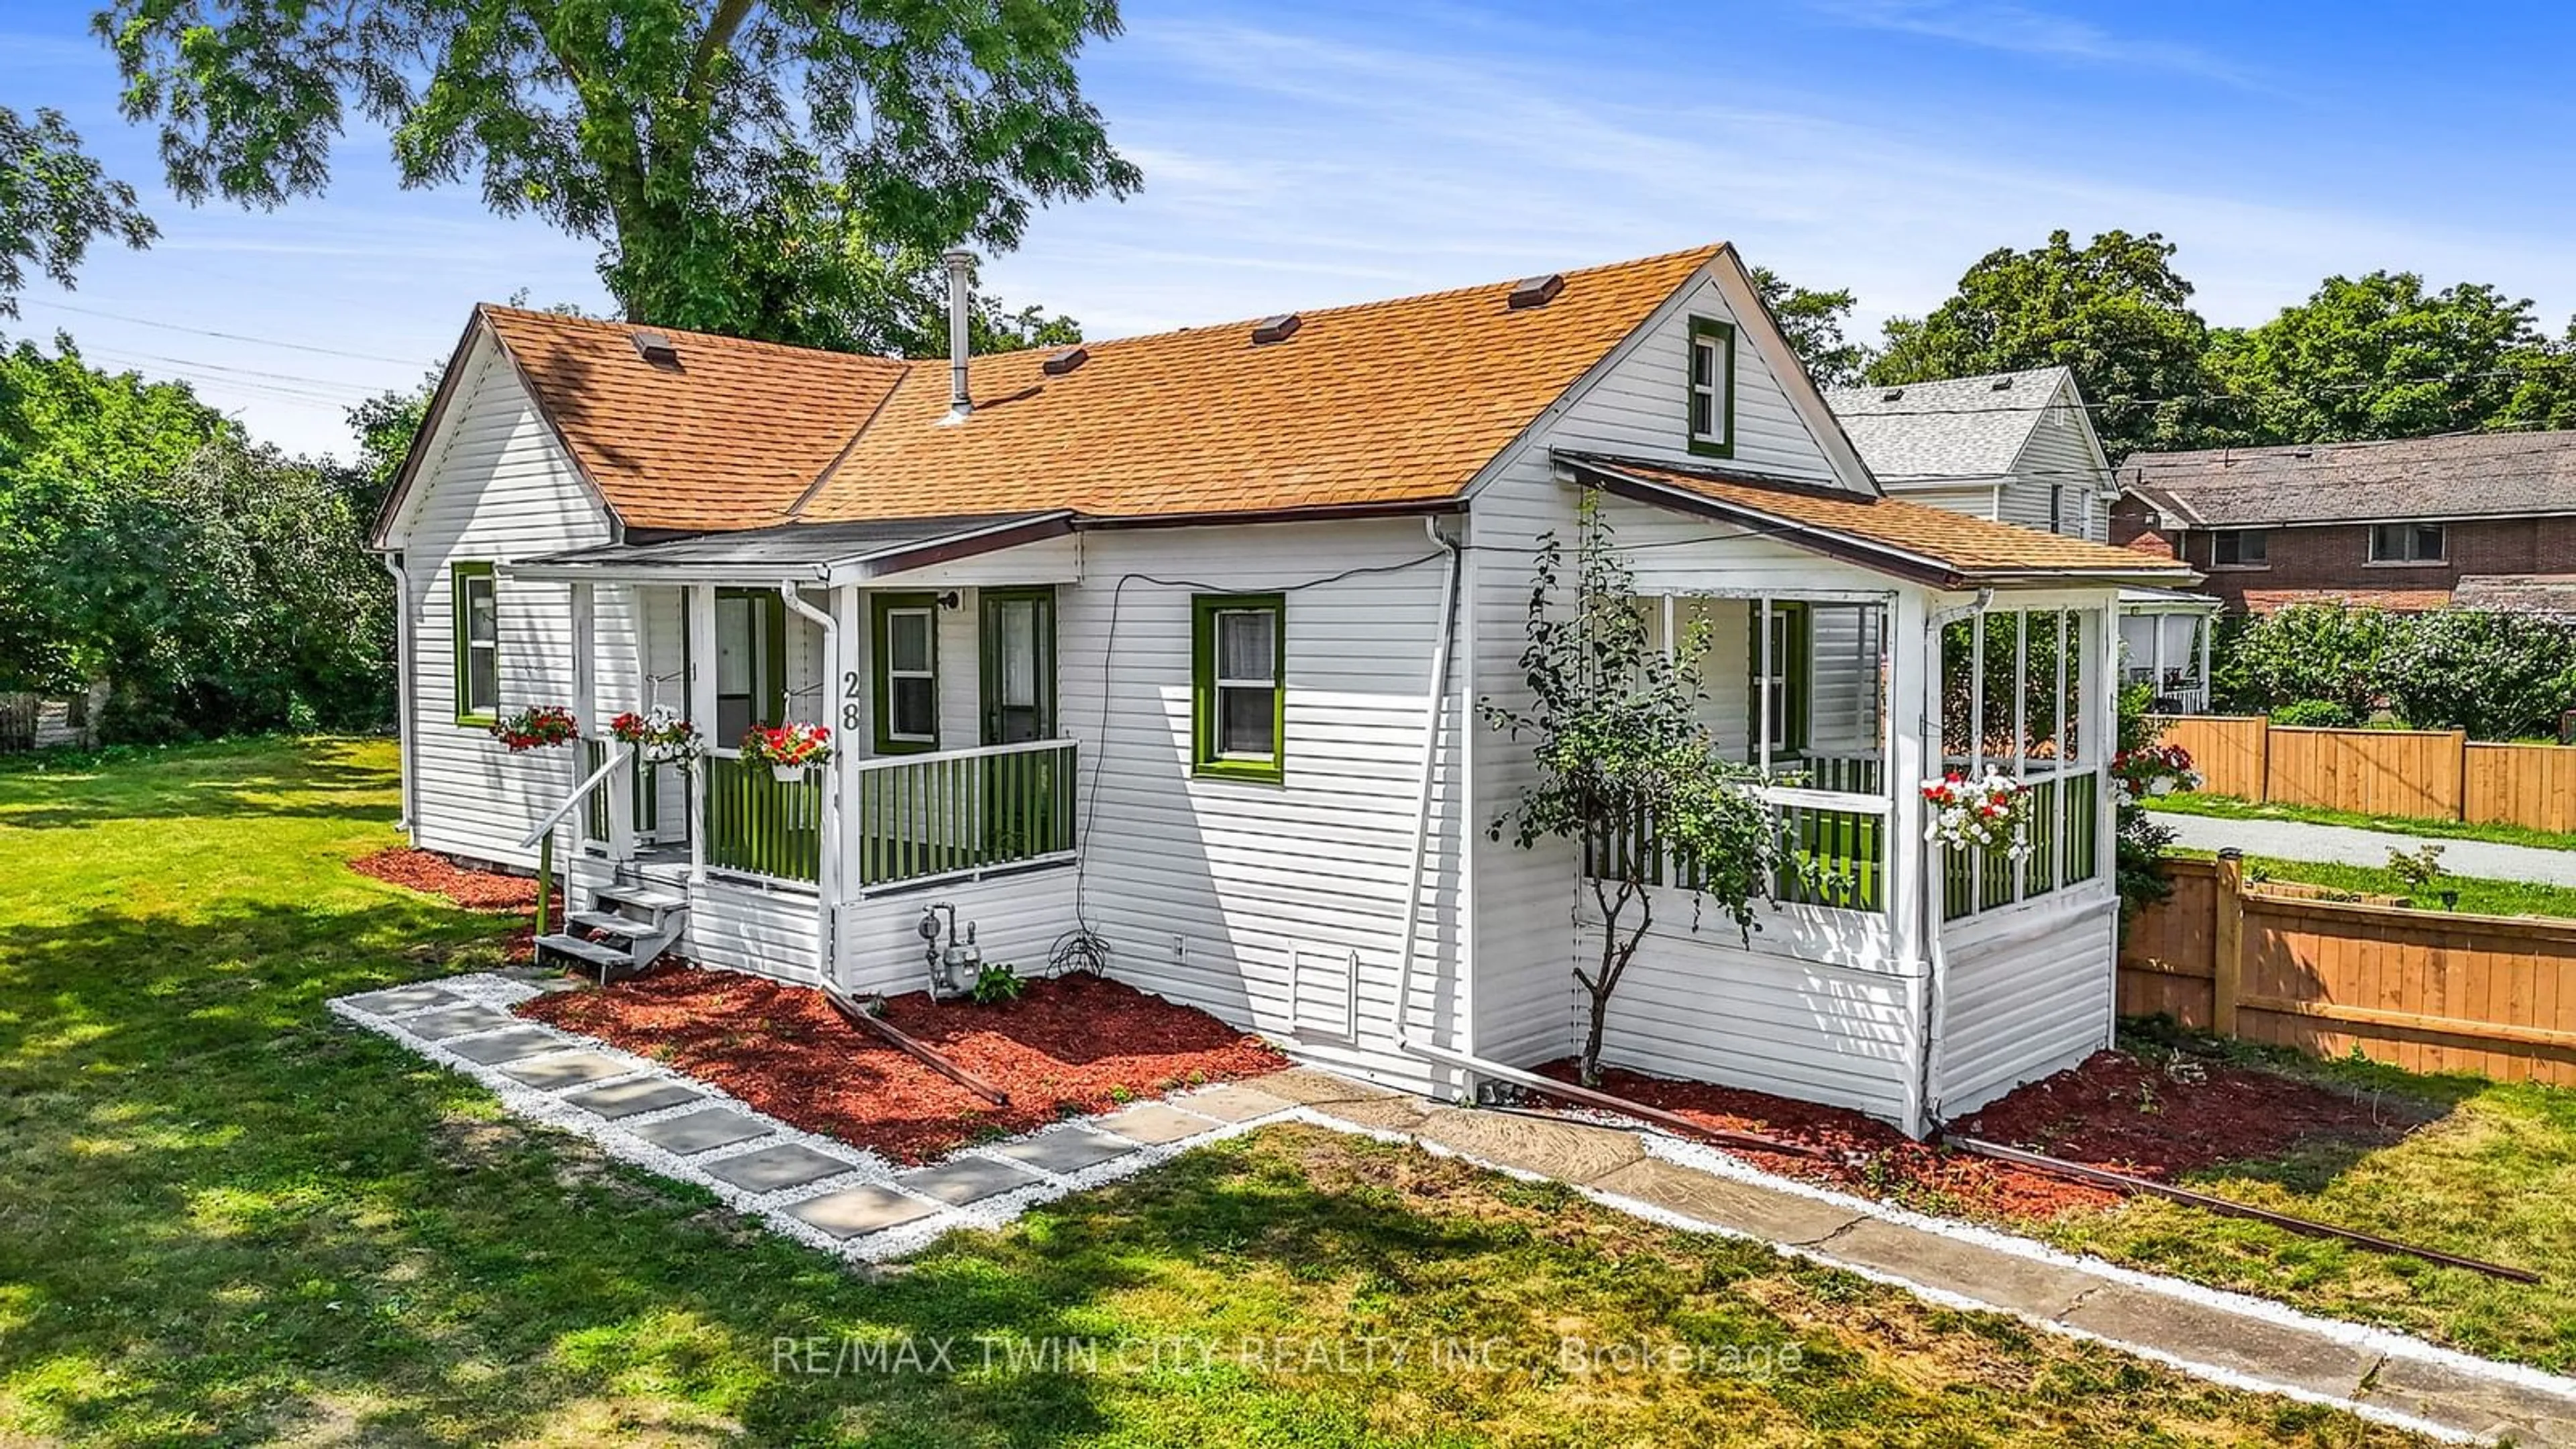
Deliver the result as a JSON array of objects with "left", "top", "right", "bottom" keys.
[
  {"left": 882, "top": 605, "right": 938, "bottom": 745},
  {"left": 1212, "top": 608, "right": 1280, "bottom": 761},
  {"left": 1685, "top": 316, "right": 1734, "bottom": 457},
  {"left": 453, "top": 564, "right": 498, "bottom": 724},
  {"left": 2367, "top": 521, "right": 2447, "bottom": 566}
]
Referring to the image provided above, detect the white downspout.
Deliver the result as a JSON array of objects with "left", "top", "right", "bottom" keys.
[
  {"left": 1389, "top": 517, "right": 1468, "bottom": 1079},
  {"left": 780, "top": 582, "right": 839, "bottom": 984},
  {"left": 379, "top": 553, "right": 417, "bottom": 837}
]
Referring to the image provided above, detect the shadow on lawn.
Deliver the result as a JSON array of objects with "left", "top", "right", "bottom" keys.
[
  {"left": 0, "top": 740, "right": 395, "bottom": 830},
  {"left": 0, "top": 894, "right": 1507, "bottom": 1446}
]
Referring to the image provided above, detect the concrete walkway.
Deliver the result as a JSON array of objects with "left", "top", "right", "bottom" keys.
[
  {"left": 1257, "top": 1067, "right": 2576, "bottom": 1444},
  {"left": 2153, "top": 808, "right": 2576, "bottom": 886}
]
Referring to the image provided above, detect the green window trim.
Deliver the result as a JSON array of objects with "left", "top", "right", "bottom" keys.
[
  {"left": 869, "top": 592, "right": 941, "bottom": 755},
  {"left": 714, "top": 587, "right": 790, "bottom": 735},
  {"left": 1685, "top": 315, "right": 1737, "bottom": 459},
  {"left": 1748, "top": 600, "right": 1811, "bottom": 759},
  {"left": 1191, "top": 592, "right": 1286, "bottom": 784},
  {"left": 978, "top": 586, "right": 1059, "bottom": 745},
  {"left": 450, "top": 561, "right": 498, "bottom": 727}
]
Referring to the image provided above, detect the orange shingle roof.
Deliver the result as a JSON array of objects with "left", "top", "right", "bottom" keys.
[
  {"left": 468, "top": 248, "right": 1722, "bottom": 535},
  {"left": 1569, "top": 454, "right": 2198, "bottom": 585},
  {"left": 479, "top": 306, "right": 908, "bottom": 532}
]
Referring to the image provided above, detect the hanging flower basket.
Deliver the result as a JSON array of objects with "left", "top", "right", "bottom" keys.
[
  {"left": 1921, "top": 771, "right": 2033, "bottom": 857},
  {"left": 2110, "top": 743, "right": 2200, "bottom": 805},
  {"left": 489, "top": 705, "right": 578, "bottom": 752},
  {"left": 743, "top": 722, "right": 833, "bottom": 782},
  {"left": 610, "top": 708, "right": 704, "bottom": 767}
]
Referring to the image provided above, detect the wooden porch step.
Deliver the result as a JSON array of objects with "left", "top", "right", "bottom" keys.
[
  {"left": 568, "top": 910, "right": 659, "bottom": 941},
  {"left": 534, "top": 933, "right": 633, "bottom": 969},
  {"left": 594, "top": 882, "right": 688, "bottom": 914}
]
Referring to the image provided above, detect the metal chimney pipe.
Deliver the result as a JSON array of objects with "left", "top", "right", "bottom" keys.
[{"left": 941, "top": 248, "right": 975, "bottom": 423}]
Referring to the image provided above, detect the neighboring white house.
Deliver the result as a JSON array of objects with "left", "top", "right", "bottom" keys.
[
  {"left": 1827, "top": 367, "right": 2219, "bottom": 712},
  {"left": 372, "top": 245, "right": 2194, "bottom": 1136}
]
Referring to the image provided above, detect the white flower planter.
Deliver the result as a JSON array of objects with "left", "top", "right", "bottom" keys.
[{"left": 769, "top": 762, "right": 810, "bottom": 784}]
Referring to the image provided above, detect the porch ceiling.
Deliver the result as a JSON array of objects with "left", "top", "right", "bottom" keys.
[{"left": 508, "top": 511, "right": 1075, "bottom": 586}]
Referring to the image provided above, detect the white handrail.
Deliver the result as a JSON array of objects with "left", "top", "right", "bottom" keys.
[
  {"left": 519, "top": 741, "right": 635, "bottom": 849},
  {"left": 847, "top": 735, "right": 1073, "bottom": 773}
]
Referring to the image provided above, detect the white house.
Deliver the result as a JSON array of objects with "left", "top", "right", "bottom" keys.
[
  {"left": 1827, "top": 367, "right": 2219, "bottom": 712},
  {"left": 371, "top": 244, "right": 2194, "bottom": 1136}
]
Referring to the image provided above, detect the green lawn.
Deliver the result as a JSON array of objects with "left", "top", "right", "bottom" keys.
[
  {"left": 2168, "top": 846, "right": 2576, "bottom": 921},
  {"left": 2038, "top": 1034, "right": 2576, "bottom": 1375},
  {"left": 0, "top": 738, "right": 2438, "bottom": 1443},
  {"left": 2151, "top": 790, "right": 2576, "bottom": 853}
]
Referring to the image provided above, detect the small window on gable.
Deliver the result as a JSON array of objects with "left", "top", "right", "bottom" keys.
[
  {"left": 2369, "top": 522, "right": 2445, "bottom": 564},
  {"left": 2212, "top": 529, "right": 2269, "bottom": 568},
  {"left": 871, "top": 593, "right": 939, "bottom": 753},
  {"left": 1685, "top": 316, "right": 1735, "bottom": 458},
  {"left": 451, "top": 562, "right": 498, "bottom": 725},
  {"left": 1193, "top": 594, "right": 1285, "bottom": 782}
]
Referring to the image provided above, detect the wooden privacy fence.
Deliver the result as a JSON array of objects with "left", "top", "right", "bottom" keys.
[
  {"left": 2155, "top": 714, "right": 2576, "bottom": 833},
  {"left": 2120, "top": 855, "right": 2576, "bottom": 1084}
]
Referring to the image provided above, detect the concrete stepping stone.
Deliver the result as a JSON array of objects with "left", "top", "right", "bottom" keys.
[
  {"left": 1586, "top": 1158, "right": 1864, "bottom": 1246},
  {"left": 1172, "top": 1083, "right": 1293, "bottom": 1124},
  {"left": 1413, "top": 1107, "right": 1645, "bottom": 1185},
  {"left": 2056, "top": 1284, "right": 2381, "bottom": 1400},
  {"left": 706, "top": 1142, "right": 857, "bottom": 1193},
  {"left": 497, "top": 1050, "right": 637, "bottom": 1090},
  {"left": 402, "top": 1004, "right": 521, "bottom": 1041},
  {"left": 443, "top": 1026, "right": 565, "bottom": 1065},
  {"left": 561, "top": 1078, "right": 705, "bottom": 1120},
  {"left": 789, "top": 1185, "right": 938, "bottom": 1239},
  {"left": 345, "top": 983, "right": 462, "bottom": 1016},
  {"left": 631, "top": 1106, "right": 773, "bottom": 1156},
  {"left": 1817, "top": 1218, "right": 2099, "bottom": 1318},
  {"left": 2360, "top": 1351, "right": 2576, "bottom": 1442},
  {"left": 900, "top": 1155, "right": 1044, "bottom": 1206},
  {"left": 987, "top": 1129, "right": 1136, "bottom": 1175},
  {"left": 1093, "top": 1103, "right": 1217, "bottom": 1146}
]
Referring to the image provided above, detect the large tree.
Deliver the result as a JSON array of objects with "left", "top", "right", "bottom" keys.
[
  {"left": 0, "top": 106, "right": 155, "bottom": 319},
  {"left": 1870, "top": 229, "right": 2217, "bottom": 460},
  {"left": 95, "top": 0, "right": 1137, "bottom": 350},
  {"left": 1751, "top": 264, "right": 1870, "bottom": 388},
  {"left": 2204, "top": 271, "right": 2576, "bottom": 442}
]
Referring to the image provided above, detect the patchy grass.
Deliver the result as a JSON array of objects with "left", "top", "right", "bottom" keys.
[
  {"left": 2151, "top": 790, "right": 2576, "bottom": 854},
  {"left": 2169, "top": 846, "right": 2576, "bottom": 920},
  {"left": 0, "top": 739, "right": 2428, "bottom": 1443},
  {"left": 2025, "top": 1030, "right": 2576, "bottom": 1375}
]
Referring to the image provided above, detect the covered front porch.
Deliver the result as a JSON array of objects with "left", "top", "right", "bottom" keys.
[{"left": 508, "top": 513, "right": 1087, "bottom": 985}]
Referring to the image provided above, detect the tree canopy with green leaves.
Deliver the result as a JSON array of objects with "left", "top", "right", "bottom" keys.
[
  {"left": 2204, "top": 271, "right": 2576, "bottom": 443},
  {"left": 1752, "top": 265, "right": 1870, "bottom": 388},
  {"left": 0, "top": 105, "right": 155, "bottom": 318},
  {"left": 1868, "top": 229, "right": 2217, "bottom": 460},
  {"left": 94, "top": 0, "right": 1137, "bottom": 352}
]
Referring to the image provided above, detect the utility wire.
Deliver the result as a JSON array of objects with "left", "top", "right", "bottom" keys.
[{"left": 11, "top": 297, "right": 428, "bottom": 365}]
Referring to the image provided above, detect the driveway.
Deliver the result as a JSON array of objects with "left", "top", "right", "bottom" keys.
[{"left": 2149, "top": 809, "right": 2576, "bottom": 888}]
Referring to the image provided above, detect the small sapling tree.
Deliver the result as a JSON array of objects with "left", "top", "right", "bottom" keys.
[{"left": 1483, "top": 496, "right": 1805, "bottom": 1086}]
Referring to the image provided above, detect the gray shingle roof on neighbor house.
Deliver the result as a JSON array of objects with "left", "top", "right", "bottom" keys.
[
  {"left": 2121, "top": 430, "right": 2576, "bottom": 527},
  {"left": 1823, "top": 366, "right": 2072, "bottom": 480},
  {"left": 2453, "top": 574, "right": 2576, "bottom": 618}
]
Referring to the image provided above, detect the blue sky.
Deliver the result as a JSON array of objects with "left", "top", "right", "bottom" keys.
[{"left": 8, "top": 0, "right": 2575, "bottom": 457}]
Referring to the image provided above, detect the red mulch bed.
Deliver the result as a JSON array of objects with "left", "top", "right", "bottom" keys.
[
  {"left": 1540, "top": 1049, "right": 2419, "bottom": 1222},
  {"left": 515, "top": 965, "right": 1292, "bottom": 1164},
  {"left": 351, "top": 847, "right": 559, "bottom": 959}
]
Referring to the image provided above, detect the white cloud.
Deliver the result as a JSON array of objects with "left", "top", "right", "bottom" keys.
[{"left": 1803, "top": 1, "right": 2255, "bottom": 85}]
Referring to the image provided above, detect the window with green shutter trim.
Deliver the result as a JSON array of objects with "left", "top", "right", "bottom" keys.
[
  {"left": 1685, "top": 315, "right": 1736, "bottom": 458},
  {"left": 1749, "top": 600, "right": 1811, "bottom": 758},
  {"left": 451, "top": 561, "right": 498, "bottom": 726},
  {"left": 870, "top": 592, "right": 940, "bottom": 754},
  {"left": 1191, "top": 594, "right": 1285, "bottom": 782}
]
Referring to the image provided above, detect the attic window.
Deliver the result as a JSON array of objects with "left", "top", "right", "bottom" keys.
[
  {"left": 1880, "top": 388, "right": 1904, "bottom": 402},
  {"left": 631, "top": 330, "right": 678, "bottom": 364},
  {"left": 1507, "top": 274, "right": 1564, "bottom": 310},
  {"left": 1041, "top": 345, "right": 1089, "bottom": 376},
  {"left": 1250, "top": 314, "right": 1301, "bottom": 345},
  {"left": 1685, "top": 315, "right": 1735, "bottom": 459}
]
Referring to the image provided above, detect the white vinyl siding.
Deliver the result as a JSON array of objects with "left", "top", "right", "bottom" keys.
[
  {"left": 1931, "top": 894, "right": 2118, "bottom": 1116},
  {"left": 2002, "top": 384, "right": 2112, "bottom": 542}
]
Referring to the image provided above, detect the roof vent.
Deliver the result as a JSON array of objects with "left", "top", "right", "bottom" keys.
[
  {"left": 630, "top": 329, "right": 678, "bottom": 365},
  {"left": 1250, "top": 313, "right": 1301, "bottom": 345},
  {"left": 1990, "top": 376, "right": 2015, "bottom": 390},
  {"left": 1507, "top": 274, "right": 1565, "bottom": 310},
  {"left": 1880, "top": 388, "right": 1904, "bottom": 402},
  {"left": 1040, "top": 345, "right": 1089, "bottom": 376}
]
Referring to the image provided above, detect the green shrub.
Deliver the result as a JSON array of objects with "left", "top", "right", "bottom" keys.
[
  {"left": 971, "top": 961, "right": 1025, "bottom": 1005},
  {"left": 2211, "top": 603, "right": 2398, "bottom": 720},
  {"left": 2383, "top": 610, "right": 2576, "bottom": 740},
  {"left": 2271, "top": 698, "right": 2361, "bottom": 727}
]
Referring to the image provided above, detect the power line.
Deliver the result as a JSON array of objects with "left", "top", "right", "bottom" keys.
[{"left": 13, "top": 297, "right": 429, "bottom": 366}]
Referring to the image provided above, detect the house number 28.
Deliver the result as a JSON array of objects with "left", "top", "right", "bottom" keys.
[{"left": 841, "top": 670, "right": 863, "bottom": 733}]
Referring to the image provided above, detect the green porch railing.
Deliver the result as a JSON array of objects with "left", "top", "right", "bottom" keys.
[
  {"left": 1585, "top": 796, "right": 1888, "bottom": 914},
  {"left": 1940, "top": 769, "right": 2105, "bottom": 922},
  {"left": 851, "top": 739, "right": 1077, "bottom": 892},
  {"left": 705, "top": 754, "right": 823, "bottom": 883}
]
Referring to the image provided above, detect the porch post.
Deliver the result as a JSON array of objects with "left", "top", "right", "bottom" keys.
[
  {"left": 833, "top": 584, "right": 864, "bottom": 930},
  {"left": 686, "top": 583, "right": 716, "bottom": 885},
  {"left": 2150, "top": 610, "right": 2168, "bottom": 696},
  {"left": 1884, "top": 591, "right": 1927, "bottom": 970},
  {"left": 570, "top": 582, "right": 597, "bottom": 820},
  {"left": 2198, "top": 613, "right": 2214, "bottom": 706}
]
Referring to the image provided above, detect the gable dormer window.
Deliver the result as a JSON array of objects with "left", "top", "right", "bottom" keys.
[{"left": 1686, "top": 316, "right": 1735, "bottom": 458}]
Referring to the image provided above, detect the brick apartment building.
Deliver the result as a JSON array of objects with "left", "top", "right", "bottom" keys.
[{"left": 2112, "top": 431, "right": 2576, "bottom": 614}]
